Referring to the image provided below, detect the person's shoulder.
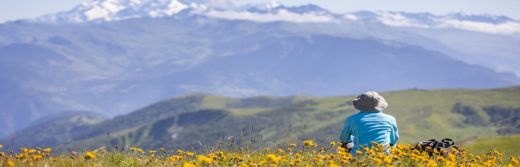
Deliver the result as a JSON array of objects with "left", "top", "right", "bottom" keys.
[
  {"left": 381, "top": 112, "right": 397, "bottom": 120},
  {"left": 345, "top": 112, "right": 362, "bottom": 120}
]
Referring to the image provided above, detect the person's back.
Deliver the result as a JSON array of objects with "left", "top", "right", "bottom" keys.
[{"left": 339, "top": 91, "right": 399, "bottom": 154}]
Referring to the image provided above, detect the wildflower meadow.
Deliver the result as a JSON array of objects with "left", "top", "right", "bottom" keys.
[{"left": 1, "top": 140, "right": 519, "bottom": 167}]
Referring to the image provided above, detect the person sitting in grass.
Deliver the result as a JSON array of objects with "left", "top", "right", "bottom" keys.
[{"left": 339, "top": 91, "right": 399, "bottom": 155}]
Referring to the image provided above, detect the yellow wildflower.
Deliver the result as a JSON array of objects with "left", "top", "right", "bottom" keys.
[
  {"left": 198, "top": 155, "right": 214, "bottom": 164},
  {"left": 509, "top": 156, "right": 519, "bottom": 166},
  {"left": 0, "top": 140, "right": 511, "bottom": 167},
  {"left": 6, "top": 159, "right": 15, "bottom": 167},
  {"left": 425, "top": 159, "right": 437, "bottom": 167},
  {"left": 295, "top": 153, "right": 302, "bottom": 159},
  {"left": 320, "top": 147, "right": 327, "bottom": 152},
  {"left": 263, "top": 148, "right": 270, "bottom": 152},
  {"left": 258, "top": 160, "right": 267, "bottom": 165},
  {"left": 328, "top": 160, "right": 341, "bottom": 167},
  {"left": 20, "top": 148, "right": 29, "bottom": 154},
  {"left": 130, "top": 147, "right": 145, "bottom": 154},
  {"left": 383, "top": 156, "right": 393, "bottom": 164},
  {"left": 85, "top": 151, "right": 96, "bottom": 160},
  {"left": 168, "top": 155, "right": 183, "bottom": 162},
  {"left": 287, "top": 147, "right": 294, "bottom": 152},
  {"left": 186, "top": 151, "right": 195, "bottom": 157},
  {"left": 267, "top": 154, "right": 280, "bottom": 163},
  {"left": 372, "top": 157, "right": 383, "bottom": 165},
  {"left": 315, "top": 154, "right": 325, "bottom": 162},
  {"left": 182, "top": 162, "right": 197, "bottom": 167},
  {"left": 303, "top": 139, "right": 317, "bottom": 148},
  {"left": 15, "top": 153, "right": 27, "bottom": 159},
  {"left": 32, "top": 155, "right": 43, "bottom": 160}
]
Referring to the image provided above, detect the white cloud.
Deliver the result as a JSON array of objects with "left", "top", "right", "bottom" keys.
[
  {"left": 204, "top": 9, "right": 337, "bottom": 23},
  {"left": 372, "top": 11, "right": 520, "bottom": 34},
  {"left": 437, "top": 20, "right": 520, "bottom": 34},
  {"left": 377, "top": 12, "right": 429, "bottom": 28},
  {"left": 343, "top": 14, "right": 358, "bottom": 21}
]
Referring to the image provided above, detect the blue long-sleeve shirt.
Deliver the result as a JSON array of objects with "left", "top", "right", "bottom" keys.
[{"left": 339, "top": 110, "right": 399, "bottom": 154}]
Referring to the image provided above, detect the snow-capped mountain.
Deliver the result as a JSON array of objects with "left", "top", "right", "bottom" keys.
[
  {"left": 37, "top": 0, "right": 191, "bottom": 23},
  {"left": 34, "top": 0, "right": 520, "bottom": 34},
  {"left": 36, "top": 0, "right": 337, "bottom": 24}
]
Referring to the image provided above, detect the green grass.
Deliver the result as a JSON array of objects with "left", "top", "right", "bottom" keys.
[
  {"left": 379, "top": 87, "right": 520, "bottom": 143},
  {"left": 464, "top": 134, "right": 520, "bottom": 158},
  {"left": 8, "top": 86, "right": 520, "bottom": 154}
]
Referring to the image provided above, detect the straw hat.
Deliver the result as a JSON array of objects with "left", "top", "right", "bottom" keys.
[{"left": 352, "top": 91, "right": 388, "bottom": 111}]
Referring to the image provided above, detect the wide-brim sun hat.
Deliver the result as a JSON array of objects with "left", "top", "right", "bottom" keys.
[{"left": 352, "top": 91, "right": 388, "bottom": 111}]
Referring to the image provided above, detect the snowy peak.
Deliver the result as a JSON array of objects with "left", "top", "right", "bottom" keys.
[
  {"left": 38, "top": 0, "right": 189, "bottom": 23},
  {"left": 33, "top": 0, "right": 520, "bottom": 34},
  {"left": 36, "top": 0, "right": 337, "bottom": 24}
]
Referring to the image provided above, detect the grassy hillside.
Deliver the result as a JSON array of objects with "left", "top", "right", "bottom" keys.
[
  {"left": 464, "top": 134, "right": 520, "bottom": 158},
  {"left": 382, "top": 87, "right": 520, "bottom": 143},
  {"left": 4, "top": 86, "right": 520, "bottom": 152}
]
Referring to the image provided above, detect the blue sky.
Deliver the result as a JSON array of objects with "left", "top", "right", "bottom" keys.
[{"left": 1, "top": 0, "right": 520, "bottom": 23}]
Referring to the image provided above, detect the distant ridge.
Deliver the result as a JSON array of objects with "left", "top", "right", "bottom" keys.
[{"left": 27, "top": 111, "right": 107, "bottom": 128}]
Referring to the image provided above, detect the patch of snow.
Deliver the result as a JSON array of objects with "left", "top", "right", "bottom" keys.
[
  {"left": 84, "top": 6, "right": 111, "bottom": 20},
  {"left": 166, "top": 0, "right": 189, "bottom": 15},
  {"left": 205, "top": 9, "right": 337, "bottom": 23},
  {"left": 100, "top": 0, "right": 124, "bottom": 13}
]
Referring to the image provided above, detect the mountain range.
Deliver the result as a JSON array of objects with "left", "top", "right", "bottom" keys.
[{"left": 1, "top": 0, "right": 520, "bottom": 138}]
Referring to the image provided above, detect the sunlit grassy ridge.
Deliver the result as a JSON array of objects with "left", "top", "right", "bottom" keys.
[
  {"left": 465, "top": 135, "right": 520, "bottom": 159},
  {"left": 1, "top": 140, "right": 519, "bottom": 167},
  {"left": 5, "top": 87, "right": 520, "bottom": 156}
]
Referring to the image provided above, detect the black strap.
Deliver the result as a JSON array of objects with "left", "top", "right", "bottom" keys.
[
  {"left": 428, "top": 139, "right": 438, "bottom": 148},
  {"left": 441, "top": 138, "right": 454, "bottom": 147}
]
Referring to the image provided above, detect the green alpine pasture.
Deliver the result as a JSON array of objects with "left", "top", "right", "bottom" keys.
[{"left": 6, "top": 87, "right": 520, "bottom": 155}]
